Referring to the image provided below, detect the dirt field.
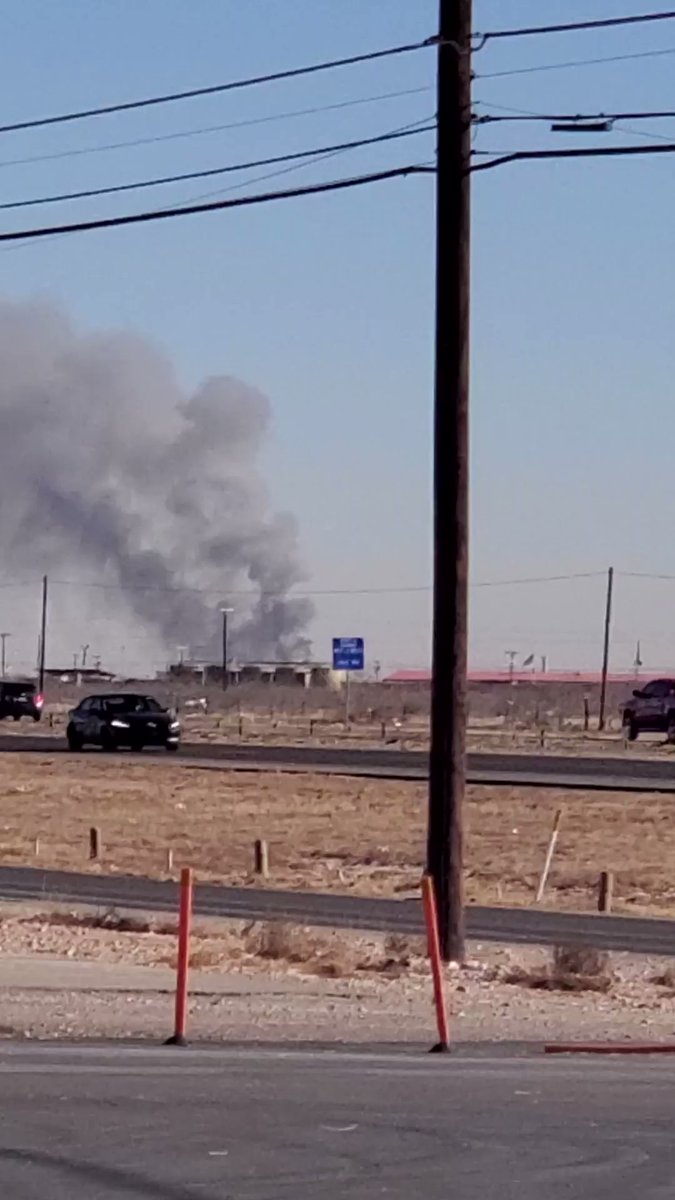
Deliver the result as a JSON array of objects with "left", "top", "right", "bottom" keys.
[
  {"left": 3, "top": 915, "right": 675, "bottom": 1043},
  {"left": 10, "top": 675, "right": 645, "bottom": 752},
  {"left": 0, "top": 755, "right": 673, "bottom": 916},
  {"left": 5, "top": 701, "right": 670, "bottom": 757}
]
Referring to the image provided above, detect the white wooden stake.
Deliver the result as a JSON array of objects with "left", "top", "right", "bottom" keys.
[{"left": 535, "top": 808, "right": 563, "bottom": 903}]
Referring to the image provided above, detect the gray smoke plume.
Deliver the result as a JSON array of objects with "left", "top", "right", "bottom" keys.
[{"left": 0, "top": 298, "right": 313, "bottom": 665}]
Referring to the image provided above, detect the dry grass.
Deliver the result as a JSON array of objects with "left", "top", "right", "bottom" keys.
[
  {"left": 0, "top": 754, "right": 674, "bottom": 917},
  {"left": 7, "top": 906, "right": 416, "bottom": 977},
  {"left": 505, "top": 943, "right": 613, "bottom": 994},
  {"left": 246, "top": 923, "right": 356, "bottom": 976},
  {"left": 651, "top": 966, "right": 675, "bottom": 989},
  {"left": 25, "top": 908, "right": 176, "bottom": 936}
]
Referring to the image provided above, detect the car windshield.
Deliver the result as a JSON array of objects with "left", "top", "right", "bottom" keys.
[
  {"left": 105, "top": 696, "right": 163, "bottom": 714},
  {"left": 2, "top": 682, "right": 34, "bottom": 696}
]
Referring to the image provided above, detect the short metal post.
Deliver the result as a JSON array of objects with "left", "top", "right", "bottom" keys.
[{"left": 165, "top": 867, "right": 193, "bottom": 1046}]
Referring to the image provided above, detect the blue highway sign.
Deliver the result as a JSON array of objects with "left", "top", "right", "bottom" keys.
[{"left": 332, "top": 637, "right": 364, "bottom": 672}]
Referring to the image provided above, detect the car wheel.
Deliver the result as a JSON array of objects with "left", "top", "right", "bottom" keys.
[
  {"left": 130, "top": 741, "right": 144, "bottom": 753},
  {"left": 67, "top": 726, "right": 83, "bottom": 752},
  {"left": 165, "top": 743, "right": 179, "bottom": 753},
  {"left": 666, "top": 713, "right": 675, "bottom": 743},
  {"left": 622, "top": 714, "right": 638, "bottom": 742},
  {"left": 12, "top": 715, "right": 20, "bottom": 723}
]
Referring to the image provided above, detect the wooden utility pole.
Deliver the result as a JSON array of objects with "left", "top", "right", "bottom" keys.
[
  {"left": 0, "top": 632, "right": 10, "bottom": 680},
  {"left": 38, "top": 575, "right": 48, "bottom": 695},
  {"left": 426, "top": 0, "right": 472, "bottom": 963},
  {"left": 220, "top": 606, "right": 233, "bottom": 691},
  {"left": 598, "top": 566, "right": 614, "bottom": 731}
]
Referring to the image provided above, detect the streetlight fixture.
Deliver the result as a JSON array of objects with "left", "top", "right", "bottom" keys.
[{"left": 220, "top": 608, "right": 234, "bottom": 690}]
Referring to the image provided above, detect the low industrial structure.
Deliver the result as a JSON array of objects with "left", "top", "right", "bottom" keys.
[{"left": 165, "top": 659, "right": 343, "bottom": 689}]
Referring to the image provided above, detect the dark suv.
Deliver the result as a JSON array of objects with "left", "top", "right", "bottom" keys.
[
  {"left": 66, "top": 693, "right": 180, "bottom": 752},
  {"left": 0, "top": 680, "right": 43, "bottom": 722},
  {"left": 621, "top": 678, "right": 675, "bottom": 741}
]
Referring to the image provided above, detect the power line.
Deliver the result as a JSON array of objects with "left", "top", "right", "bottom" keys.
[
  {"left": 471, "top": 140, "right": 675, "bottom": 173},
  {"left": 470, "top": 571, "right": 605, "bottom": 588},
  {"left": 41, "top": 571, "right": 605, "bottom": 598},
  {"left": 0, "top": 124, "right": 433, "bottom": 257},
  {"left": 0, "top": 38, "right": 435, "bottom": 136},
  {"left": 0, "top": 87, "right": 432, "bottom": 171},
  {"left": 0, "top": 570, "right": 614, "bottom": 606},
  {"left": 613, "top": 122, "right": 675, "bottom": 142},
  {"left": 477, "top": 9, "right": 675, "bottom": 43},
  {"left": 477, "top": 45, "right": 675, "bottom": 80},
  {"left": 0, "top": 122, "right": 435, "bottom": 212},
  {"left": 620, "top": 571, "right": 675, "bottom": 582},
  {"left": 474, "top": 103, "right": 675, "bottom": 125},
  {"left": 0, "top": 165, "right": 433, "bottom": 244},
  {"left": 53, "top": 580, "right": 431, "bottom": 599}
]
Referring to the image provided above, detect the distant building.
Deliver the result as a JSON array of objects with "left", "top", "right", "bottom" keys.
[
  {"left": 382, "top": 670, "right": 432, "bottom": 687},
  {"left": 231, "top": 661, "right": 336, "bottom": 688},
  {"left": 45, "top": 666, "right": 116, "bottom": 684},
  {"left": 165, "top": 660, "right": 341, "bottom": 689}
]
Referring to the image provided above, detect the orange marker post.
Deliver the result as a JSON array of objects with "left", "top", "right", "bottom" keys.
[
  {"left": 421, "top": 873, "right": 450, "bottom": 1053},
  {"left": 165, "top": 867, "right": 193, "bottom": 1046}
]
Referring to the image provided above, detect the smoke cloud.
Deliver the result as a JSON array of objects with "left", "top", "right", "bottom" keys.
[{"left": 0, "top": 298, "right": 313, "bottom": 666}]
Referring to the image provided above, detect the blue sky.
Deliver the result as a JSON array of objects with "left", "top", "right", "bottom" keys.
[{"left": 2, "top": 1, "right": 675, "bottom": 675}]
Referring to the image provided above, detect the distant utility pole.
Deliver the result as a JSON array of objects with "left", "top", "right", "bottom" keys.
[
  {"left": 505, "top": 649, "right": 519, "bottom": 681},
  {"left": 38, "top": 575, "right": 48, "bottom": 695},
  {"left": 0, "top": 633, "right": 10, "bottom": 679},
  {"left": 427, "top": 0, "right": 472, "bottom": 964},
  {"left": 598, "top": 566, "right": 614, "bottom": 731},
  {"left": 220, "top": 607, "right": 234, "bottom": 690}
]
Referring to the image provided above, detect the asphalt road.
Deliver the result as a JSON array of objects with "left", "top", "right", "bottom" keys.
[
  {"left": 1, "top": 1044, "right": 674, "bottom": 1198},
  {"left": 2, "top": 862, "right": 675, "bottom": 956},
  {"left": 3, "top": 732, "right": 675, "bottom": 790}
]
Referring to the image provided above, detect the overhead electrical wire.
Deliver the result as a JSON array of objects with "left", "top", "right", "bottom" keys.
[
  {"left": 161, "top": 138, "right": 434, "bottom": 216},
  {"left": 477, "top": 9, "right": 675, "bottom": 42},
  {"left": 0, "top": 119, "right": 434, "bottom": 256},
  {"left": 52, "top": 579, "right": 433, "bottom": 598},
  {"left": 470, "top": 571, "right": 604, "bottom": 588},
  {"left": 471, "top": 141, "right": 675, "bottom": 172},
  {"left": 0, "top": 86, "right": 432, "bottom": 171},
  {"left": 0, "top": 121, "right": 435, "bottom": 211},
  {"left": 0, "top": 37, "right": 436, "bottom": 135},
  {"left": 0, "top": 164, "right": 434, "bottom": 244},
  {"left": 477, "top": 45, "right": 675, "bottom": 79},
  {"left": 41, "top": 571, "right": 604, "bottom": 597},
  {"left": 612, "top": 121, "right": 675, "bottom": 142},
  {"left": 620, "top": 571, "right": 675, "bottom": 582},
  {"left": 474, "top": 103, "right": 675, "bottom": 125}
]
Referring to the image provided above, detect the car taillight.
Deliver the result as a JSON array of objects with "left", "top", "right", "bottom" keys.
[{"left": 35, "top": 694, "right": 44, "bottom": 708}]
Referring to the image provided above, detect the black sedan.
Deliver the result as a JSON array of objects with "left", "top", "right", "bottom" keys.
[{"left": 66, "top": 693, "right": 180, "bottom": 752}]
